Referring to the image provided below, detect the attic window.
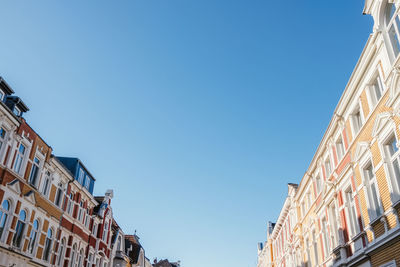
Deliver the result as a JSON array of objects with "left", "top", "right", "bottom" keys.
[{"left": 13, "top": 106, "right": 21, "bottom": 117}]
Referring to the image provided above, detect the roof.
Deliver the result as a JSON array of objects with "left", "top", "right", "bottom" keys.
[
  {"left": 125, "top": 235, "right": 142, "bottom": 264},
  {"left": 0, "top": 77, "right": 15, "bottom": 95},
  {"left": 56, "top": 157, "right": 96, "bottom": 181}
]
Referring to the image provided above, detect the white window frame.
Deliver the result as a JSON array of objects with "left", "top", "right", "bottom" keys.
[
  {"left": 350, "top": 103, "right": 364, "bottom": 137},
  {"left": 385, "top": 2, "right": 400, "bottom": 60},
  {"left": 360, "top": 158, "right": 383, "bottom": 221},
  {"left": 344, "top": 186, "right": 359, "bottom": 238}
]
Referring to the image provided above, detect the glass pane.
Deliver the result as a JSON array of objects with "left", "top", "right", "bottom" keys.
[
  {"left": 2, "top": 200, "right": 9, "bottom": 210},
  {"left": 387, "top": 3, "right": 396, "bottom": 24},
  {"left": 19, "top": 210, "right": 26, "bottom": 221},
  {"left": 387, "top": 137, "right": 398, "bottom": 156},
  {"left": 389, "top": 24, "right": 400, "bottom": 56},
  {"left": 0, "top": 128, "right": 6, "bottom": 139}
]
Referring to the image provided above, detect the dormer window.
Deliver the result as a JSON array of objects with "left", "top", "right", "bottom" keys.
[
  {"left": 13, "top": 106, "right": 21, "bottom": 117},
  {"left": 78, "top": 168, "right": 84, "bottom": 184}
]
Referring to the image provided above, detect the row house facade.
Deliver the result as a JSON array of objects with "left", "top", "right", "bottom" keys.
[
  {"left": 258, "top": 0, "right": 400, "bottom": 267},
  {"left": 0, "top": 77, "right": 156, "bottom": 267}
]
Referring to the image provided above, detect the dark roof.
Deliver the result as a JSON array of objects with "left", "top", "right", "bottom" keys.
[
  {"left": 56, "top": 157, "right": 96, "bottom": 181},
  {"left": 0, "top": 77, "right": 15, "bottom": 95},
  {"left": 5, "top": 96, "right": 29, "bottom": 112}
]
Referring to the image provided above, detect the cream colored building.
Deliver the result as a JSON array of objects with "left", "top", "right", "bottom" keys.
[{"left": 258, "top": 0, "right": 400, "bottom": 266}]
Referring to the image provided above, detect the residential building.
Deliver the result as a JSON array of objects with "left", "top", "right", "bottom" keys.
[
  {"left": 0, "top": 76, "right": 158, "bottom": 267},
  {"left": 258, "top": 0, "right": 400, "bottom": 266}
]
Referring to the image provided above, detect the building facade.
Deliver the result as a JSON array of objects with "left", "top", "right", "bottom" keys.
[
  {"left": 0, "top": 77, "right": 166, "bottom": 266},
  {"left": 258, "top": 0, "right": 400, "bottom": 267}
]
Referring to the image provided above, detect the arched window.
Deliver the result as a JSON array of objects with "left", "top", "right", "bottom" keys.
[
  {"left": 13, "top": 209, "right": 26, "bottom": 247},
  {"left": 57, "top": 238, "right": 66, "bottom": 266},
  {"left": 77, "top": 248, "right": 84, "bottom": 266},
  {"left": 41, "top": 171, "right": 51, "bottom": 197},
  {"left": 385, "top": 2, "right": 400, "bottom": 57},
  {"left": 43, "top": 228, "right": 53, "bottom": 261},
  {"left": 70, "top": 244, "right": 77, "bottom": 267},
  {"left": 0, "top": 200, "right": 10, "bottom": 240},
  {"left": 28, "top": 219, "right": 39, "bottom": 254}
]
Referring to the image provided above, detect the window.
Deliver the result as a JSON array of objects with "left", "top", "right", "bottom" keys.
[
  {"left": 13, "top": 106, "right": 21, "bottom": 116},
  {"left": 66, "top": 193, "right": 73, "bottom": 215},
  {"left": 55, "top": 184, "right": 63, "bottom": 207},
  {"left": 328, "top": 202, "right": 339, "bottom": 248},
  {"left": 315, "top": 175, "right": 322, "bottom": 194},
  {"left": 28, "top": 219, "right": 39, "bottom": 254},
  {"left": 363, "top": 162, "right": 383, "bottom": 220},
  {"left": 84, "top": 175, "right": 90, "bottom": 190},
  {"left": 42, "top": 171, "right": 51, "bottom": 197},
  {"left": 0, "top": 200, "right": 10, "bottom": 240},
  {"left": 78, "top": 168, "right": 84, "bottom": 184},
  {"left": 301, "top": 201, "right": 306, "bottom": 218},
  {"left": 77, "top": 249, "right": 84, "bottom": 266},
  {"left": 384, "top": 135, "right": 400, "bottom": 201},
  {"left": 29, "top": 157, "right": 41, "bottom": 187},
  {"left": 87, "top": 253, "right": 94, "bottom": 267},
  {"left": 92, "top": 223, "right": 98, "bottom": 236},
  {"left": 70, "top": 244, "right": 77, "bottom": 267},
  {"left": 369, "top": 76, "right": 384, "bottom": 107},
  {"left": 336, "top": 137, "right": 345, "bottom": 161},
  {"left": 57, "top": 238, "right": 66, "bottom": 266},
  {"left": 312, "top": 230, "right": 319, "bottom": 265},
  {"left": 117, "top": 236, "right": 122, "bottom": 251},
  {"left": 386, "top": 3, "right": 400, "bottom": 57},
  {"left": 102, "top": 221, "right": 108, "bottom": 242},
  {"left": 0, "top": 90, "right": 4, "bottom": 101},
  {"left": 306, "top": 192, "right": 311, "bottom": 210},
  {"left": 325, "top": 158, "right": 332, "bottom": 178},
  {"left": 85, "top": 209, "right": 90, "bottom": 228},
  {"left": 43, "top": 228, "right": 53, "bottom": 261},
  {"left": 345, "top": 188, "right": 359, "bottom": 237},
  {"left": 14, "top": 143, "right": 26, "bottom": 174},
  {"left": 305, "top": 237, "right": 311, "bottom": 267},
  {"left": 78, "top": 201, "right": 83, "bottom": 222},
  {"left": 0, "top": 127, "right": 7, "bottom": 151},
  {"left": 351, "top": 106, "right": 363, "bottom": 135},
  {"left": 322, "top": 218, "right": 330, "bottom": 258},
  {"left": 13, "top": 210, "right": 26, "bottom": 248}
]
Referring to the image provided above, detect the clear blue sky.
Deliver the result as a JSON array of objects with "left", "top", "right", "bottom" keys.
[{"left": 1, "top": 1, "right": 371, "bottom": 266}]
